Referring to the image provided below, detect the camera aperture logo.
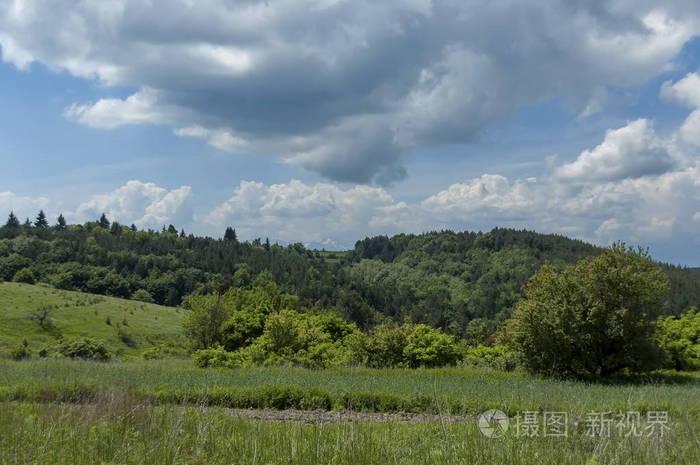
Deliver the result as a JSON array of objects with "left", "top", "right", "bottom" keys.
[{"left": 478, "top": 409, "right": 509, "bottom": 438}]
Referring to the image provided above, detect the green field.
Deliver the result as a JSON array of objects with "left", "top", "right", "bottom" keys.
[
  {"left": 0, "top": 282, "right": 185, "bottom": 357},
  {"left": 0, "top": 360, "right": 698, "bottom": 464},
  {"left": 2, "top": 283, "right": 700, "bottom": 464}
]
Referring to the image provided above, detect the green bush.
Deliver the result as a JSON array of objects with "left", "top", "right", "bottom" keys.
[
  {"left": 657, "top": 307, "right": 700, "bottom": 371},
  {"left": 192, "top": 346, "right": 239, "bottom": 368},
  {"left": 131, "top": 289, "right": 155, "bottom": 303},
  {"left": 508, "top": 245, "right": 668, "bottom": 378},
  {"left": 141, "top": 344, "right": 187, "bottom": 360},
  {"left": 10, "top": 339, "right": 32, "bottom": 361},
  {"left": 58, "top": 337, "right": 111, "bottom": 361},
  {"left": 461, "top": 344, "right": 518, "bottom": 371},
  {"left": 13, "top": 267, "right": 36, "bottom": 284},
  {"left": 403, "top": 324, "right": 460, "bottom": 368}
]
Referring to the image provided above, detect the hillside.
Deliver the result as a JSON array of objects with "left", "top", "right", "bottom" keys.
[
  {"left": 2, "top": 219, "right": 700, "bottom": 341},
  {"left": 0, "top": 282, "right": 185, "bottom": 357}
]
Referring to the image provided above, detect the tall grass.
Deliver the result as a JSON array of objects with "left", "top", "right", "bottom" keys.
[
  {"left": 0, "top": 400, "right": 698, "bottom": 465},
  {"left": 1, "top": 359, "right": 699, "bottom": 415}
]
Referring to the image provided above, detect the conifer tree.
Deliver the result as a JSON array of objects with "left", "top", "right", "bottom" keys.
[
  {"left": 5, "top": 212, "right": 20, "bottom": 228},
  {"left": 98, "top": 213, "right": 110, "bottom": 229},
  {"left": 56, "top": 214, "right": 67, "bottom": 230},
  {"left": 224, "top": 227, "right": 238, "bottom": 242},
  {"left": 34, "top": 210, "right": 48, "bottom": 228}
]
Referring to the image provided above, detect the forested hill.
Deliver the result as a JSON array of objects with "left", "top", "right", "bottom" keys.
[{"left": 1, "top": 215, "right": 699, "bottom": 340}]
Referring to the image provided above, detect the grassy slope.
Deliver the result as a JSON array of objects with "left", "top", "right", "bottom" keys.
[{"left": 0, "top": 282, "right": 185, "bottom": 357}]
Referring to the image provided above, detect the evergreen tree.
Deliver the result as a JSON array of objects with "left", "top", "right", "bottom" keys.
[
  {"left": 224, "top": 227, "right": 238, "bottom": 242},
  {"left": 23, "top": 218, "right": 31, "bottom": 228},
  {"left": 130, "top": 224, "right": 137, "bottom": 232},
  {"left": 34, "top": 210, "right": 49, "bottom": 228},
  {"left": 98, "top": 213, "right": 110, "bottom": 229},
  {"left": 264, "top": 237, "right": 271, "bottom": 251},
  {"left": 180, "top": 229, "right": 186, "bottom": 238},
  {"left": 56, "top": 214, "right": 67, "bottom": 230},
  {"left": 167, "top": 224, "right": 178, "bottom": 234},
  {"left": 5, "top": 212, "right": 20, "bottom": 228}
]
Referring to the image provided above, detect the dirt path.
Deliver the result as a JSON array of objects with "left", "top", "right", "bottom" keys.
[{"left": 220, "top": 408, "right": 473, "bottom": 424}]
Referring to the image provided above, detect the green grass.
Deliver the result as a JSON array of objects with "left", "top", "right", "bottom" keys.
[
  {"left": 0, "top": 400, "right": 698, "bottom": 465},
  {"left": 1, "top": 359, "right": 699, "bottom": 416},
  {"left": 0, "top": 282, "right": 185, "bottom": 357}
]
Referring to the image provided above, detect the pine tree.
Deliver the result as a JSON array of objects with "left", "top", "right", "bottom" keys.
[
  {"left": 130, "top": 224, "right": 137, "bottom": 232},
  {"left": 56, "top": 214, "right": 67, "bottom": 230},
  {"left": 34, "top": 210, "right": 48, "bottom": 228},
  {"left": 5, "top": 212, "right": 20, "bottom": 228},
  {"left": 264, "top": 237, "right": 271, "bottom": 251},
  {"left": 98, "top": 213, "right": 110, "bottom": 229},
  {"left": 23, "top": 218, "right": 31, "bottom": 228},
  {"left": 224, "top": 227, "right": 238, "bottom": 243},
  {"left": 180, "top": 229, "right": 186, "bottom": 238},
  {"left": 167, "top": 224, "right": 178, "bottom": 234}
]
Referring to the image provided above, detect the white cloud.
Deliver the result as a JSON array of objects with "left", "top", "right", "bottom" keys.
[
  {"left": 64, "top": 88, "right": 178, "bottom": 129},
  {"left": 206, "top": 179, "right": 395, "bottom": 244},
  {"left": 0, "top": 191, "right": 51, "bottom": 222},
  {"left": 74, "top": 180, "right": 193, "bottom": 229},
  {"left": 555, "top": 119, "right": 675, "bottom": 182},
  {"left": 2, "top": 1, "right": 699, "bottom": 183}
]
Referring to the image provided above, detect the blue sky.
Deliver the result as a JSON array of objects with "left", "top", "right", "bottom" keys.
[{"left": 2, "top": 1, "right": 700, "bottom": 265}]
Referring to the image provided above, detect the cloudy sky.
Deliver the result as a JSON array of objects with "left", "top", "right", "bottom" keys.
[{"left": 2, "top": 0, "right": 700, "bottom": 264}]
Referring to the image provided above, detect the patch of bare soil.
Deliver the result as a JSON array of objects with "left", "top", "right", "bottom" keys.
[{"left": 220, "top": 408, "right": 472, "bottom": 424}]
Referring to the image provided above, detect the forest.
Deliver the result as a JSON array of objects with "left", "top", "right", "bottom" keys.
[{"left": 2, "top": 211, "right": 700, "bottom": 344}]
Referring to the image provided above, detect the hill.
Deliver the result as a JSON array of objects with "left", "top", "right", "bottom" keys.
[
  {"left": 2, "top": 218, "right": 700, "bottom": 341},
  {"left": 0, "top": 282, "right": 185, "bottom": 357}
]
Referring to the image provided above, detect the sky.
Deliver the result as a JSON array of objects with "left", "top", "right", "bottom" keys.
[{"left": 1, "top": 0, "right": 700, "bottom": 265}]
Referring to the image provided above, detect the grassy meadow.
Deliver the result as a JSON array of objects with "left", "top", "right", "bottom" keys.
[
  {"left": 2, "top": 283, "right": 700, "bottom": 464},
  {"left": 0, "top": 282, "right": 185, "bottom": 357}
]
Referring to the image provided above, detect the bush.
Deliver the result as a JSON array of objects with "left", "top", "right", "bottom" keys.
[
  {"left": 192, "top": 346, "right": 239, "bottom": 368},
  {"left": 141, "top": 344, "right": 187, "bottom": 360},
  {"left": 657, "top": 307, "right": 700, "bottom": 371},
  {"left": 10, "top": 339, "right": 31, "bottom": 361},
  {"left": 58, "top": 337, "right": 111, "bottom": 361},
  {"left": 508, "top": 245, "right": 668, "bottom": 378},
  {"left": 131, "top": 289, "right": 155, "bottom": 303},
  {"left": 403, "top": 324, "right": 460, "bottom": 368},
  {"left": 13, "top": 267, "right": 36, "bottom": 284},
  {"left": 461, "top": 344, "right": 518, "bottom": 371}
]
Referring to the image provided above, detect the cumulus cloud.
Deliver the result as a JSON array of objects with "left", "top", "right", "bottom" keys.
[
  {"left": 74, "top": 180, "right": 193, "bottom": 229},
  {"left": 0, "top": 191, "right": 51, "bottom": 222},
  {"left": 205, "top": 179, "right": 395, "bottom": 244},
  {"left": 2, "top": 1, "right": 699, "bottom": 183},
  {"left": 555, "top": 119, "right": 676, "bottom": 182}
]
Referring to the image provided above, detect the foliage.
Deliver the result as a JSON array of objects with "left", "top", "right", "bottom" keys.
[
  {"left": 348, "top": 323, "right": 460, "bottom": 368},
  {"left": 131, "top": 288, "right": 155, "bottom": 303},
  {"left": 508, "top": 245, "right": 668, "bottom": 377},
  {"left": 13, "top": 267, "right": 36, "bottom": 284},
  {"left": 657, "top": 307, "right": 700, "bottom": 371},
  {"left": 460, "top": 344, "right": 518, "bottom": 371},
  {"left": 57, "top": 337, "right": 112, "bottom": 361},
  {"left": 10, "top": 339, "right": 32, "bottom": 361}
]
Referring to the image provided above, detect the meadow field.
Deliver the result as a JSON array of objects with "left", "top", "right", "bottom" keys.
[{"left": 0, "top": 359, "right": 698, "bottom": 464}]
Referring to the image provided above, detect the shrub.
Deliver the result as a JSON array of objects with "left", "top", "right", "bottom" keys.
[
  {"left": 131, "top": 289, "right": 155, "bottom": 303},
  {"left": 58, "top": 337, "right": 111, "bottom": 361},
  {"left": 508, "top": 245, "right": 668, "bottom": 378},
  {"left": 461, "top": 344, "right": 518, "bottom": 371},
  {"left": 10, "top": 339, "right": 31, "bottom": 361},
  {"left": 656, "top": 307, "right": 700, "bottom": 371},
  {"left": 13, "top": 267, "right": 36, "bottom": 284},
  {"left": 141, "top": 344, "right": 187, "bottom": 360},
  {"left": 403, "top": 324, "right": 460, "bottom": 368},
  {"left": 192, "top": 346, "right": 239, "bottom": 368}
]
